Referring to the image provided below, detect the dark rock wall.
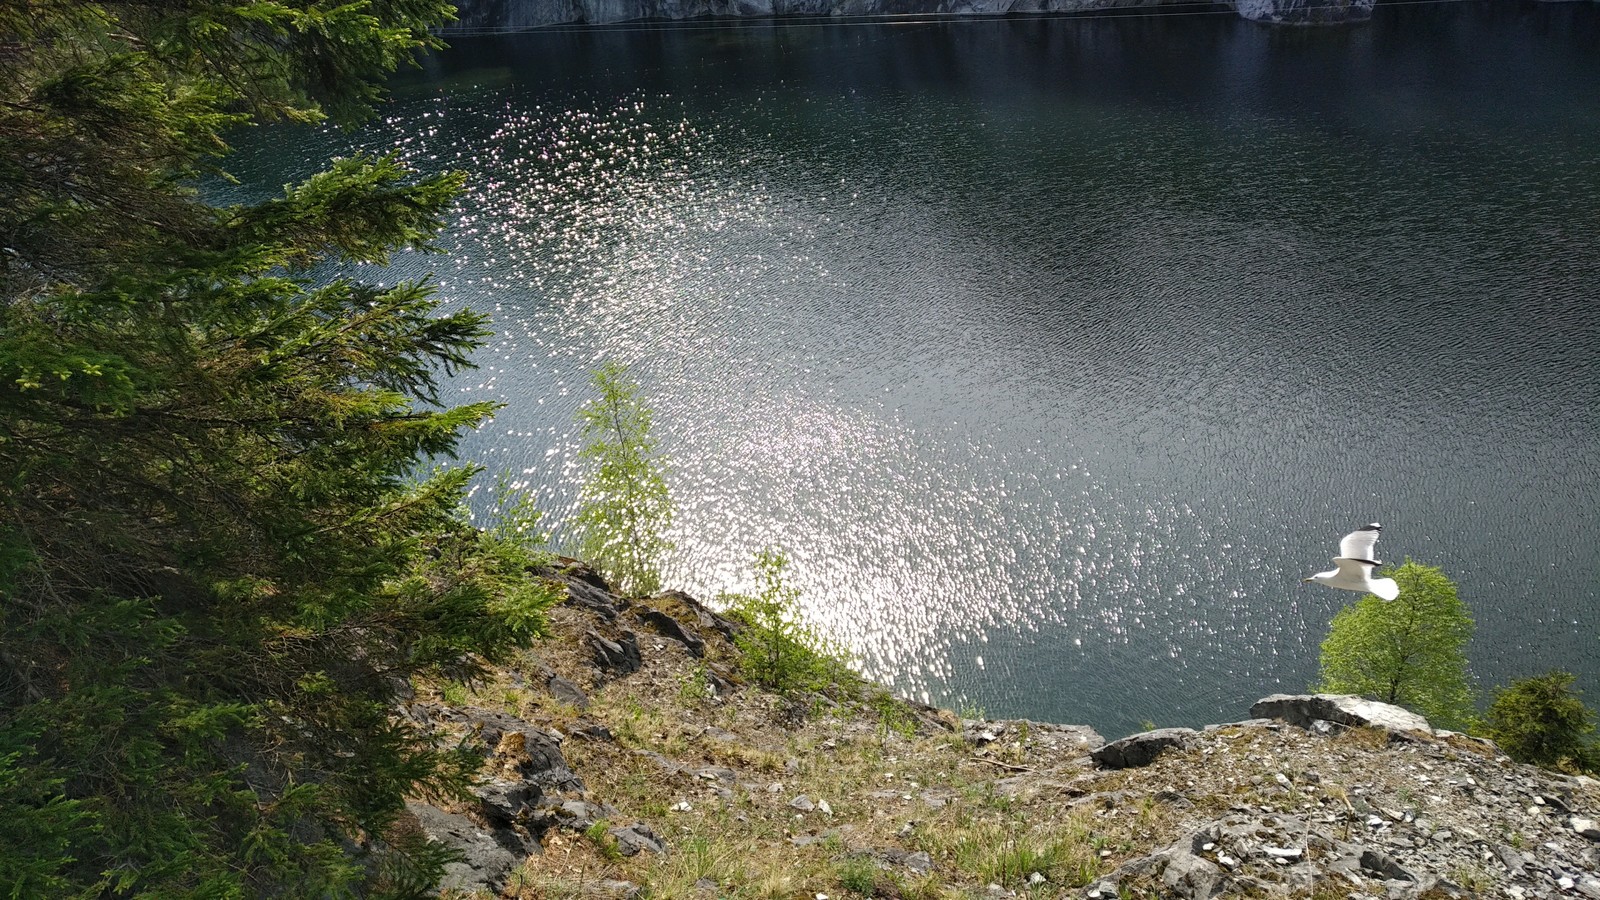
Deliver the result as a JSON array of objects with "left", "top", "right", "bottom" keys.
[{"left": 443, "top": 0, "right": 1293, "bottom": 30}]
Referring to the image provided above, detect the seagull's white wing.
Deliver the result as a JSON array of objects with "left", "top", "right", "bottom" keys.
[
  {"left": 1333, "top": 557, "right": 1376, "bottom": 582},
  {"left": 1336, "top": 523, "right": 1383, "bottom": 564}
]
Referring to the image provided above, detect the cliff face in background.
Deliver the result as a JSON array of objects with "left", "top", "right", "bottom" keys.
[{"left": 443, "top": 0, "right": 1378, "bottom": 30}]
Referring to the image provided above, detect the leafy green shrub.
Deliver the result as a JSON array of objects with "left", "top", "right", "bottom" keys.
[
  {"left": 1315, "top": 560, "right": 1476, "bottom": 730},
  {"left": 722, "top": 549, "right": 854, "bottom": 697},
  {"left": 573, "top": 362, "right": 674, "bottom": 596},
  {"left": 1484, "top": 671, "right": 1598, "bottom": 774}
]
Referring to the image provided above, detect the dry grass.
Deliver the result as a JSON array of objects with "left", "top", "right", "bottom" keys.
[{"left": 466, "top": 611, "right": 1138, "bottom": 900}]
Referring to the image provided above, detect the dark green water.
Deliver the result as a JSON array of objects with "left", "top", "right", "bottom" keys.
[{"left": 224, "top": 2, "right": 1600, "bottom": 738}]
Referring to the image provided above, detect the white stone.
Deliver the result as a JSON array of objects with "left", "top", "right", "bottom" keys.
[
  {"left": 1027, "top": 872, "right": 1046, "bottom": 885},
  {"left": 818, "top": 799, "right": 833, "bottom": 815},
  {"left": 670, "top": 801, "right": 692, "bottom": 812},
  {"left": 1572, "top": 817, "right": 1600, "bottom": 841},
  {"left": 1264, "top": 846, "right": 1304, "bottom": 860}
]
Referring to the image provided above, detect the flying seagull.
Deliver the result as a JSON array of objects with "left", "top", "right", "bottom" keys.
[{"left": 1304, "top": 523, "right": 1400, "bottom": 601}]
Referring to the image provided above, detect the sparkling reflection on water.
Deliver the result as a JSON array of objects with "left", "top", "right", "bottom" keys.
[{"left": 226, "top": 8, "right": 1600, "bottom": 737}]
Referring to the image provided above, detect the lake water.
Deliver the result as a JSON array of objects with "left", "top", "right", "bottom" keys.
[{"left": 225, "top": 2, "right": 1600, "bottom": 738}]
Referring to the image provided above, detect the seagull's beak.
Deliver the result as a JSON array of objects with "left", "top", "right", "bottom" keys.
[{"left": 1300, "top": 577, "right": 1313, "bottom": 584}]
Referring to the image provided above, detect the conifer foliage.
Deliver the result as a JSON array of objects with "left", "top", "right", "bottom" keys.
[
  {"left": 573, "top": 362, "right": 674, "bottom": 596},
  {"left": 1485, "top": 671, "right": 1598, "bottom": 774},
  {"left": 1, "top": 2, "right": 561, "bottom": 896}
]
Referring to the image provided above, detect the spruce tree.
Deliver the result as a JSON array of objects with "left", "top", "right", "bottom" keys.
[
  {"left": 1485, "top": 671, "right": 1598, "bottom": 774},
  {"left": 1, "top": 2, "right": 562, "bottom": 895},
  {"left": 573, "top": 362, "right": 674, "bottom": 596}
]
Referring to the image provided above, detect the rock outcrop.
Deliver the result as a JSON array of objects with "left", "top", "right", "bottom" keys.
[
  {"left": 400, "top": 565, "right": 1600, "bottom": 899},
  {"left": 1092, "top": 726, "right": 1201, "bottom": 770},
  {"left": 444, "top": 0, "right": 1372, "bottom": 30},
  {"left": 1250, "top": 693, "right": 1436, "bottom": 737},
  {"left": 1233, "top": 0, "right": 1373, "bottom": 23}
]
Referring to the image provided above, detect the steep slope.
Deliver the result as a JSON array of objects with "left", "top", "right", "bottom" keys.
[{"left": 402, "top": 563, "right": 1600, "bottom": 899}]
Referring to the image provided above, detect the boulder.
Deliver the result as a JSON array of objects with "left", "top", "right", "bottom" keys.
[
  {"left": 1250, "top": 694, "right": 1433, "bottom": 737},
  {"left": 1091, "top": 727, "right": 1200, "bottom": 769},
  {"left": 655, "top": 589, "right": 741, "bottom": 642},
  {"left": 557, "top": 799, "right": 620, "bottom": 831},
  {"left": 472, "top": 777, "right": 542, "bottom": 827},
  {"left": 1118, "top": 843, "right": 1223, "bottom": 899},
  {"left": 588, "top": 629, "right": 642, "bottom": 676},
  {"left": 637, "top": 607, "right": 706, "bottom": 657},
  {"left": 1359, "top": 848, "right": 1417, "bottom": 882},
  {"left": 420, "top": 705, "right": 583, "bottom": 791},
  {"left": 404, "top": 801, "right": 522, "bottom": 894},
  {"left": 547, "top": 673, "right": 591, "bottom": 708},
  {"left": 609, "top": 822, "right": 666, "bottom": 856},
  {"left": 536, "top": 558, "right": 626, "bottom": 617},
  {"left": 1232, "top": 0, "right": 1375, "bottom": 23}
]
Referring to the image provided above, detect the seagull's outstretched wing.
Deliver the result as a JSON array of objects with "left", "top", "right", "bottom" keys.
[{"left": 1336, "top": 523, "right": 1383, "bottom": 565}]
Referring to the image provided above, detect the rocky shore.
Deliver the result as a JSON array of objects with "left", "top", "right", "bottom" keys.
[
  {"left": 442, "top": 0, "right": 1379, "bottom": 31},
  {"left": 400, "top": 562, "right": 1600, "bottom": 898}
]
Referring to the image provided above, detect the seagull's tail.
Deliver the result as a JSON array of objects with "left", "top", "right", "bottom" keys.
[{"left": 1372, "top": 578, "right": 1400, "bottom": 602}]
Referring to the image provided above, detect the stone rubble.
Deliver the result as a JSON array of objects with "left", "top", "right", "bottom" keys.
[
  {"left": 396, "top": 559, "right": 1598, "bottom": 898},
  {"left": 1075, "top": 696, "right": 1600, "bottom": 898}
]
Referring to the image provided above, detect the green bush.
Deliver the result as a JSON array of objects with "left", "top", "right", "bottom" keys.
[
  {"left": 1484, "top": 671, "right": 1598, "bottom": 774},
  {"left": 1315, "top": 560, "right": 1476, "bottom": 731},
  {"left": 723, "top": 549, "right": 853, "bottom": 697},
  {"left": 572, "top": 362, "right": 674, "bottom": 596}
]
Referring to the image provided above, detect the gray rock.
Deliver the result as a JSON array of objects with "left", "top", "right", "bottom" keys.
[
  {"left": 472, "top": 777, "right": 541, "bottom": 826},
  {"left": 588, "top": 629, "right": 642, "bottom": 675},
  {"left": 609, "top": 822, "right": 665, "bottom": 856},
  {"left": 1250, "top": 694, "right": 1433, "bottom": 737},
  {"left": 963, "top": 718, "right": 1104, "bottom": 752},
  {"left": 1494, "top": 843, "right": 1526, "bottom": 876},
  {"left": 1234, "top": 0, "right": 1374, "bottom": 23},
  {"left": 570, "top": 721, "right": 614, "bottom": 741},
  {"left": 405, "top": 800, "right": 522, "bottom": 894},
  {"left": 879, "top": 848, "right": 934, "bottom": 874},
  {"left": 558, "top": 799, "right": 619, "bottom": 830},
  {"left": 1159, "top": 848, "right": 1224, "bottom": 898},
  {"left": 447, "top": 0, "right": 1357, "bottom": 30},
  {"left": 411, "top": 704, "right": 583, "bottom": 792},
  {"left": 543, "top": 560, "right": 625, "bottom": 617},
  {"left": 638, "top": 607, "right": 706, "bottom": 657},
  {"left": 790, "top": 794, "right": 816, "bottom": 811},
  {"left": 1573, "top": 817, "right": 1600, "bottom": 841},
  {"left": 547, "top": 673, "right": 590, "bottom": 708},
  {"left": 1360, "top": 848, "right": 1416, "bottom": 882},
  {"left": 654, "top": 589, "right": 741, "bottom": 642},
  {"left": 1091, "top": 727, "right": 1200, "bottom": 769}
]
